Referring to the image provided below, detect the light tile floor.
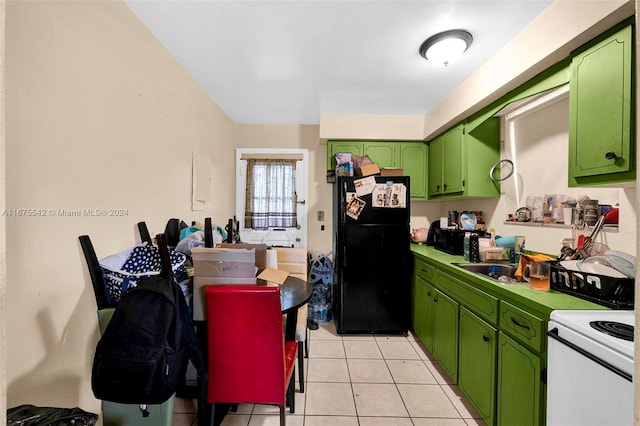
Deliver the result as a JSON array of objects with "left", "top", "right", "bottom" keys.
[{"left": 173, "top": 320, "right": 485, "bottom": 426}]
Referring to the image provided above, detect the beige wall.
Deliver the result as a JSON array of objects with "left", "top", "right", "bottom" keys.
[
  {"left": 4, "top": 1, "right": 333, "bottom": 414},
  {"left": 5, "top": 0, "right": 238, "bottom": 413},
  {"left": 233, "top": 124, "right": 332, "bottom": 258}
]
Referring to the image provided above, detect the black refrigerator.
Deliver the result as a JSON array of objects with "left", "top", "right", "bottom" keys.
[{"left": 333, "top": 175, "right": 411, "bottom": 334}]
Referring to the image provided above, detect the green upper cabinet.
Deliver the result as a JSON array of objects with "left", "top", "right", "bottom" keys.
[
  {"left": 569, "top": 22, "right": 635, "bottom": 186},
  {"left": 427, "top": 135, "right": 443, "bottom": 196},
  {"left": 363, "top": 142, "right": 398, "bottom": 169},
  {"left": 327, "top": 140, "right": 428, "bottom": 199},
  {"left": 399, "top": 143, "right": 428, "bottom": 198},
  {"left": 327, "top": 141, "right": 363, "bottom": 168},
  {"left": 429, "top": 124, "right": 464, "bottom": 196},
  {"left": 443, "top": 124, "right": 465, "bottom": 194},
  {"left": 428, "top": 119, "right": 500, "bottom": 199}
]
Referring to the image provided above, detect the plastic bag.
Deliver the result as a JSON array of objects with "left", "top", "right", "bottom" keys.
[
  {"left": 308, "top": 253, "right": 334, "bottom": 322},
  {"left": 7, "top": 404, "right": 98, "bottom": 425}
]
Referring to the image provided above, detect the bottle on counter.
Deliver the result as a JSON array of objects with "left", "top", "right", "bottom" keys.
[{"left": 469, "top": 233, "right": 480, "bottom": 263}]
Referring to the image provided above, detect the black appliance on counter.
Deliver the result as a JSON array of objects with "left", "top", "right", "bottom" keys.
[
  {"left": 333, "top": 176, "right": 410, "bottom": 334},
  {"left": 427, "top": 219, "right": 487, "bottom": 256}
]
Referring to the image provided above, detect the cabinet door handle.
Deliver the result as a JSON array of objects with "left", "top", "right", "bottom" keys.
[
  {"left": 433, "top": 296, "right": 439, "bottom": 302},
  {"left": 605, "top": 151, "right": 620, "bottom": 162},
  {"left": 511, "top": 317, "right": 531, "bottom": 330},
  {"left": 482, "top": 335, "right": 490, "bottom": 342},
  {"left": 427, "top": 291, "right": 432, "bottom": 296}
]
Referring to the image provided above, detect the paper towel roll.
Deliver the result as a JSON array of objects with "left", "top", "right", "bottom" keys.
[{"left": 266, "top": 249, "right": 278, "bottom": 269}]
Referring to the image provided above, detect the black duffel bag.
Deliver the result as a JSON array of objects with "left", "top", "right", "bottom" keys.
[{"left": 7, "top": 404, "right": 98, "bottom": 426}]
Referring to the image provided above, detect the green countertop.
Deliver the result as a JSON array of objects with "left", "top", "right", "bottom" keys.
[{"left": 411, "top": 243, "right": 609, "bottom": 319}]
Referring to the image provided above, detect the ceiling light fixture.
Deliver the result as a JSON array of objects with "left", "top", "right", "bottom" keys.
[{"left": 419, "top": 29, "right": 473, "bottom": 66}]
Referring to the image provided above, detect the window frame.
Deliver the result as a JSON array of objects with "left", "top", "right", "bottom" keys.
[{"left": 235, "top": 148, "right": 308, "bottom": 248}]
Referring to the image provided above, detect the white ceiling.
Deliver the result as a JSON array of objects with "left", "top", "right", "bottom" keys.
[{"left": 125, "top": 0, "right": 553, "bottom": 125}]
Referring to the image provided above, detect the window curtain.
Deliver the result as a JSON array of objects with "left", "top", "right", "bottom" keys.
[{"left": 244, "top": 159, "right": 298, "bottom": 229}]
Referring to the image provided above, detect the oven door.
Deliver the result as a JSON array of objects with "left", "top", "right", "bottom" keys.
[{"left": 547, "top": 321, "right": 633, "bottom": 426}]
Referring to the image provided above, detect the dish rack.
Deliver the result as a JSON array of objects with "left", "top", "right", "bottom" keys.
[{"left": 550, "top": 262, "right": 634, "bottom": 309}]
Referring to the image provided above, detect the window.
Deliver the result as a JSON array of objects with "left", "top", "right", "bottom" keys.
[
  {"left": 244, "top": 159, "right": 298, "bottom": 229},
  {"left": 236, "top": 149, "right": 308, "bottom": 248}
]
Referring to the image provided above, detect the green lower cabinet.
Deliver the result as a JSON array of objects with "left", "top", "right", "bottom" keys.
[
  {"left": 432, "top": 289, "right": 459, "bottom": 382},
  {"left": 458, "top": 307, "right": 497, "bottom": 425},
  {"left": 497, "top": 331, "right": 544, "bottom": 426},
  {"left": 411, "top": 275, "right": 432, "bottom": 348}
]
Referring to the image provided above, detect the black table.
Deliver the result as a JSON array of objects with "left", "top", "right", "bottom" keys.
[
  {"left": 257, "top": 275, "right": 314, "bottom": 341},
  {"left": 194, "top": 275, "right": 313, "bottom": 347},
  {"left": 191, "top": 276, "right": 312, "bottom": 423}
]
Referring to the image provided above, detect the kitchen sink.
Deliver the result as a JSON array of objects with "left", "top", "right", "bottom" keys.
[{"left": 453, "top": 262, "right": 522, "bottom": 284}]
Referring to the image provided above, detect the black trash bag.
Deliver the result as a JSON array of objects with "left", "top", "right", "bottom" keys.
[{"left": 7, "top": 404, "right": 98, "bottom": 426}]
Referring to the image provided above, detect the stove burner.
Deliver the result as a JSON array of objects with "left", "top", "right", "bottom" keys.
[{"left": 590, "top": 321, "right": 634, "bottom": 342}]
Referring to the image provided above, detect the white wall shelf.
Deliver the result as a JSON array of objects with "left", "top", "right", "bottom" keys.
[{"left": 502, "top": 221, "right": 619, "bottom": 232}]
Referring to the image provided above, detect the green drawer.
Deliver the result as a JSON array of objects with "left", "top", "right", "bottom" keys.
[
  {"left": 414, "top": 257, "right": 436, "bottom": 283},
  {"left": 499, "top": 300, "right": 545, "bottom": 353},
  {"left": 436, "top": 270, "right": 498, "bottom": 325}
]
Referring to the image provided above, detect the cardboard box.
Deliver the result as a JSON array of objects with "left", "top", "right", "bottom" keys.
[
  {"left": 380, "top": 168, "right": 404, "bottom": 176},
  {"left": 480, "top": 247, "right": 510, "bottom": 262},
  {"left": 257, "top": 267, "right": 289, "bottom": 285},
  {"left": 355, "top": 163, "right": 380, "bottom": 177},
  {"left": 191, "top": 247, "right": 256, "bottom": 277},
  {"left": 192, "top": 276, "right": 257, "bottom": 321},
  {"left": 193, "top": 260, "right": 256, "bottom": 278},
  {"left": 217, "top": 243, "right": 268, "bottom": 269},
  {"left": 273, "top": 247, "right": 308, "bottom": 280},
  {"left": 191, "top": 247, "right": 255, "bottom": 263}
]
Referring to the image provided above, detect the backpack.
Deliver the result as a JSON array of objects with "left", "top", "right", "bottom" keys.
[{"left": 91, "top": 274, "right": 206, "bottom": 412}]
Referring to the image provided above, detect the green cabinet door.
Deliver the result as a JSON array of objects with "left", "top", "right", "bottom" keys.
[
  {"left": 327, "top": 141, "right": 363, "bottom": 170},
  {"left": 569, "top": 23, "right": 634, "bottom": 186},
  {"left": 328, "top": 140, "right": 428, "bottom": 198},
  {"left": 458, "top": 306, "right": 497, "bottom": 426},
  {"left": 442, "top": 124, "right": 465, "bottom": 194},
  {"left": 497, "top": 332, "right": 543, "bottom": 426},
  {"left": 428, "top": 135, "right": 444, "bottom": 196},
  {"left": 399, "top": 143, "right": 427, "bottom": 198},
  {"left": 432, "top": 289, "right": 459, "bottom": 381},
  {"left": 411, "top": 274, "right": 433, "bottom": 348},
  {"left": 364, "top": 142, "right": 398, "bottom": 169},
  {"left": 428, "top": 124, "right": 468, "bottom": 198}
]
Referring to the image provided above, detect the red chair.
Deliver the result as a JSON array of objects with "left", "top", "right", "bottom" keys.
[{"left": 206, "top": 285, "right": 297, "bottom": 426}]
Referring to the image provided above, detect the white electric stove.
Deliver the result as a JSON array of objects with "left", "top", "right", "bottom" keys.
[{"left": 547, "top": 310, "right": 634, "bottom": 426}]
